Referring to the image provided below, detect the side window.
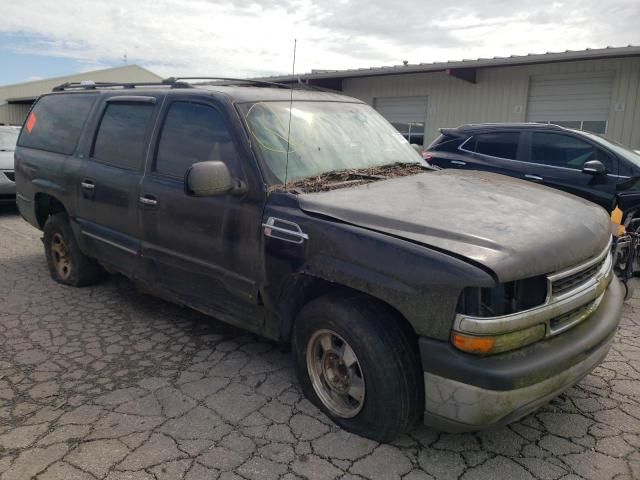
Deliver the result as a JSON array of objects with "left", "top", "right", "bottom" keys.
[
  {"left": 92, "top": 103, "right": 154, "bottom": 170},
  {"left": 471, "top": 133, "right": 520, "bottom": 160},
  {"left": 18, "top": 94, "right": 97, "bottom": 154},
  {"left": 530, "top": 133, "right": 613, "bottom": 171},
  {"left": 155, "top": 102, "right": 237, "bottom": 179},
  {"left": 619, "top": 159, "right": 636, "bottom": 177}
]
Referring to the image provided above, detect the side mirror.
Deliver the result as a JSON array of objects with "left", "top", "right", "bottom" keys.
[
  {"left": 582, "top": 160, "right": 606, "bottom": 176},
  {"left": 186, "top": 161, "right": 243, "bottom": 196}
]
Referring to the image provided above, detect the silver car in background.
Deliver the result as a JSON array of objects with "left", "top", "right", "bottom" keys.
[{"left": 0, "top": 126, "right": 20, "bottom": 204}]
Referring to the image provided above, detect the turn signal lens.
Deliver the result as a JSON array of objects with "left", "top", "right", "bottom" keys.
[
  {"left": 451, "top": 333, "right": 495, "bottom": 354},
  {"left": 452, "top": 324, "right": 546, "bottom": 356}
]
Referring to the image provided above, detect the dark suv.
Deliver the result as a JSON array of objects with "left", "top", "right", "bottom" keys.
[
  {"left": 425, "top": 123, "right": 640, "bottom": 212},
  {"left": 14, "top": 80, "right": 622, "bottom": 441}
]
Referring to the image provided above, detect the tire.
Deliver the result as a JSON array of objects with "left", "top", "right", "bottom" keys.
[
  {"left": 43, "top": 213, "right": 105, "bottom": 287},
  {"left": 293, "top": 292, "right": 424, "bottom": 442}
]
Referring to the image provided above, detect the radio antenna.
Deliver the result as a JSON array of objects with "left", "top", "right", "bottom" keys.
[{"left": 284, "top": 39, "right": 297, "bottom": 190}]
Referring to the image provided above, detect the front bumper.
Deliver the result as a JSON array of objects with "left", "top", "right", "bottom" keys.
[
  {"left": 0, "top": 170, "right": 16, "bottom": 203},
  {"left": 419, "top": 276, "right": 623, "bottom": 432}
]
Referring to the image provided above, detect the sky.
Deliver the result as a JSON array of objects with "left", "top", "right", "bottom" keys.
[{"left": 1, "top": 0, "right": 639, "bottom": 86}]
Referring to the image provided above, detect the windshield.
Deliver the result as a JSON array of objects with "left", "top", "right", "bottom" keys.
[
  {"left": 0, "top": 129, "right": 19, "bottom": 152},
  {"left": 579, "top": 130, "right": 640, "bottom": 169},
  {"left": 239, "top": 101, "right": 424, "bottom": 183}
]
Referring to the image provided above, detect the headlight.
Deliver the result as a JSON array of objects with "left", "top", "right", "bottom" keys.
[
  {"left": 452, "top": 276, "right": 548, "bottom": 355},
  {"left": 456, "top": 276, "right": 547, "bottom": 317}
]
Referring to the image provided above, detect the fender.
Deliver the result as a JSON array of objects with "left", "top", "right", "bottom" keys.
[
  {"left": 32, "top": 178, "right": 67, "bottom": 196},
  {"left": 262, "top": 209, "right": 495, "bottom": 341}
]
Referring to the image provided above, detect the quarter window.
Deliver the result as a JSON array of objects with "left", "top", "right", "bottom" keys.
[
  {"left": 471, "top": 133, "right": 520, "bottom": 160},
  {"left": 530, "top": 133, "right": 613, "bottom": 171},
  {"left": 18, "top": 94, "right": 97, "bottom": 155},
  {"left": 155, "top": 102, "right": 236, "bottom": 179},
  {"left": 92, "top": 103, "right": 154, "bottom": 170}
]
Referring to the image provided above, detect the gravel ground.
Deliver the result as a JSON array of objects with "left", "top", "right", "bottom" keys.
[{"left": 0, "top": 207, "right": 639, "bottom": 480}]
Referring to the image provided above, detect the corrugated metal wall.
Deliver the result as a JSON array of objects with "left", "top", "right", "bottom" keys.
[
  {"left": 0, "top": 65, "right": 162, "bottom": 125},
  {"left": 526, "top": 71, "right": 614, "bottom": 122},
  {"left": 0, "top": 104, "right": 31, "bottom": 125},
  {"left": 342, "top": 57, "right": 640, "bottom": 149}
]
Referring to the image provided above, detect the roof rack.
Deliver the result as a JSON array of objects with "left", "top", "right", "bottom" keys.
[
  {"left": 52, "top": 79, "right": 187, "bottom": 92},
  {"left": 165, "top": 77, "right": 293, "bottom": 89},
  {"left": 52, "top": 77, "right": 295, "bottom": 93}
]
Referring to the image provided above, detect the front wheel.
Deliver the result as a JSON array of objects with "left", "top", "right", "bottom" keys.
[{"left": 293, "top": 293, "right": 424, "bottom": 442}]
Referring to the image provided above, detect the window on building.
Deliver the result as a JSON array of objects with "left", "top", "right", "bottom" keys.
[
  {"left": 92, "top": 103, "right": 154, "bottom": 170},
  {"left": 539, "top": 120, "right": 608, "bottom": 135},
  {"left": 468, "top": 132, "right": 520, "bottom": 160},
  {"left": 155, "top": 102, "right": 237, "bottom": 179},
  {"left": 18, "top": 94, "right": 97, "bottom": 155},
  {"left": 530, "top": 132, "right": 613, "bottom": 171},
  {"left": 390, "top": 122, "right": 425, "bottom": 146},
  {"left": 374, "top": 96, "right": 427, "bottom": 147}
]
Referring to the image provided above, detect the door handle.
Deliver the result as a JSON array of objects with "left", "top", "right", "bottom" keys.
[
  {"left": 451, "top": 160, "right": 467, "bottom": 166},
  {"left": 524, "top": 174, "right": 544, "bottom": 181},
  {"left": 139, "top": 195, "right": 158, "bottom": 206},
  {"left": 80, "top": 180, "right": 95, "bottom": 190}
]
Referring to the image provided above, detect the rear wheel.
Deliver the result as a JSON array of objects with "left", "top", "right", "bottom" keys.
[
  {"left": 293, "top": 293, "right": 424, "bottom": 442},
  {"left": 43, "top": 213, "right": 105, "bottom": 286}
]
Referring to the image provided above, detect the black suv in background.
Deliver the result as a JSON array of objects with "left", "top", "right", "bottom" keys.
[
  {"left": 14, "top": 81, "right": 622, "bottom": 441},
  {"left": 425, "top": 123, "right": 640, "bottom": 212}
]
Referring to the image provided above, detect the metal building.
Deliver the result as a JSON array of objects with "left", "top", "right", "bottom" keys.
[
  {"left": 264, "top": 46, "right": 640, "bottom": 149},
  {"left": 0, "top": 65, "right": 161, "bottom": 125}
]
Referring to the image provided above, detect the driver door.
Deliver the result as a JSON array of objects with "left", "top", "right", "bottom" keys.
[{"left": 138, "top": 96, "right": 265, "bottom": 329}]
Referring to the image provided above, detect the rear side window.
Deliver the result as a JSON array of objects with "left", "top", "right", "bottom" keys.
[
  {"left": 18, "top": 94, "right": 97, "bottom": 155},
  {"left": 154, "top": 102, "right": 237, "bottom": 179},
  {"left": 428, "top": 134, "right": 463, "bottom": 153},
  {"left": 92, "top": 103, "right": 154, "bottom": 170},
  {"left": 531, "top": 132, "right": 614, "bottom": 171},
  {"left": 469, "top": 133, "right": 520, "bottom": 160}
]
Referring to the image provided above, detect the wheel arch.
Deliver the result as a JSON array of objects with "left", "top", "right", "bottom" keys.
[
  {"left": 34, "top": 193, "right": 67, "bottom": 229},
  {"left": 277, "top": 273, "right": 419, "bottom": 346}
]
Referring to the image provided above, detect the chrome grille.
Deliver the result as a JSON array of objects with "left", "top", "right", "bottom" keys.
[{"left": 552, "top": 257, "right": 606, "bottom": 297}]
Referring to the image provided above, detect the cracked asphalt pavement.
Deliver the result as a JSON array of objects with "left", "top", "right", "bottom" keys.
[{"left": 0, "top": 207, "right": 639, "bottom": 480}]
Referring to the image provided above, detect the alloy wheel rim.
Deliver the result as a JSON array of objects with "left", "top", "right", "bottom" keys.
[
  {"left": 51, "top": 233, "right": 72, "bottom": 280},
  {"left": 306, "top": 329, "right": 365, "bottom": 418}
]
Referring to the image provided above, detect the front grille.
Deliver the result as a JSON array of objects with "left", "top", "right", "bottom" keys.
[
  {"left": 550, "top": 298, "right": 597, "bottom": 334},
  {"left": 552, "top": 256, "right": 606, "bottom": 296},
  {"left": 3, "top": 171, "right": 14, "bottom": 182}
]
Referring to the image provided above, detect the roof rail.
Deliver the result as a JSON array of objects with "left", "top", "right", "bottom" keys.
[
  {"left": 165, "top": 77, "right": 293, "bottom": 89},
  {"left": 52, "top": 77, "right": 298, "bottom": 93},
  {"left": 52, "top": 79, "right": 189, "bottom": 92}
]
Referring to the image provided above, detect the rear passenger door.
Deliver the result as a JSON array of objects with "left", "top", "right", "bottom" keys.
[
  {"left": 75, "top": 95, "right": 160, "bottom": 276},
  {"left": 138, "top": 96, "right": 264, "bottom": 329}
]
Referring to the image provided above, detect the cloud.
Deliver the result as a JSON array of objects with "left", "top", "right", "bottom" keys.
[{"left": 1, "top": 0, "right": 639, "bottom": 78}]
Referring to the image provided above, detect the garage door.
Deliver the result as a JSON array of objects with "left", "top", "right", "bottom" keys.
[
  {"left": 374, "top": 96, "right": 427, "bottom": 145},
  {"left": 526, "top": 72, "right": 614, "bottom": 134}
]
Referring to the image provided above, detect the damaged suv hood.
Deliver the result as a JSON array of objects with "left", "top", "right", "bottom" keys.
[{"left": 298, "top": 170, "right": 611, "bottom": 281}]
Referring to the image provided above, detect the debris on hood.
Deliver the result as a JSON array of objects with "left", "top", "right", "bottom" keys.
[{"left": 269, "top": 162, "right": 430, "bottom": 194}]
